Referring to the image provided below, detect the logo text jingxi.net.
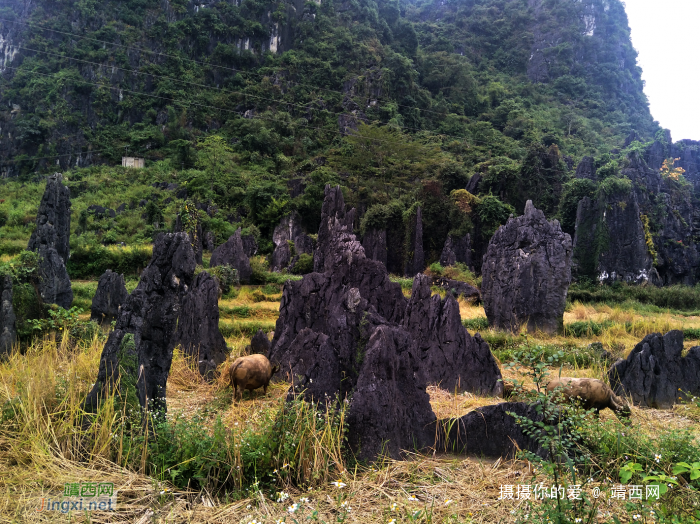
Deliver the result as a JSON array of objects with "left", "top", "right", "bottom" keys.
[{"left": 37, "top": 482, "right": 118, "bottom": 513}]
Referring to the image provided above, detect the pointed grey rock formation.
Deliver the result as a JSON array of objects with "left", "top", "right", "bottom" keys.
[
  {"left": 482, "top": 200, "right": 572, "bottom": 334},
  {"left": 210, "top": 228, "right": 252, "bottom": 283}
]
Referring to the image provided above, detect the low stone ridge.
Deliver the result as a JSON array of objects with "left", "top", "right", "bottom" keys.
[
  {"left": 430, "top": 276, "right": 480, "bottom": 302},
  {"left": 210, "top": 228, "right": 252, "bottom": 283},
  {"left": 84, "top": 233, "right": 196, "bottom": 413},
  {"left": 436, "top": 402, "right": 547, "bottom": 458},
  {"left": 361, "top": 228, "right": 387, "bottom": 267},
  {"left": 403, "top": 274, "right": 502, "bottom": 394},
  {"left": 172, "top": 271, "right": 228, "bottom": 378},
  {"left": 270, "top": 212, "right": 313, "bottom": 272},
  {"left": 90, "top": 270, "right": 129, "bottom": 324},
  {"left": 241, "top": 234, "right": 258, "bottom": 257},
  {"left": 313, "top": 185, "right": 355, "bottom": 273},
  {"left": 404, "top": 206, "right": 424, "bottom": 277},
  {"left": 250, "top": 329, "right": 271, "bottom": 355},
  {"left": 270, "top": 188, "right": 503, "bottom": 460},
  {"left": 0, "top": 275, "right": 17, "bottom": 355},
  {"left": 439, "top": 233, "right": 472, "bottom": 268},
  {"left": 608, "top": 330, "right": 700, "bottom": 409},
  {"left": 28, "top": 173, "right": 71, "bottom": 264},
  {"left": 482, "top": 200, "right": 572, "bottom": 334}
]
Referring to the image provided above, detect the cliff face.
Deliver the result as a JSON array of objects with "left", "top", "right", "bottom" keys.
[
  {"left": 0, "top": 0, "right": 655, "bottom": 175},
  {"left": 573, "top": 144, "right": 700, "bottom": 286}
]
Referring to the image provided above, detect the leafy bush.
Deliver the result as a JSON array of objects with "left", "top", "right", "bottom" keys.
[
  {"left": 250, "top": 256, "right": 303, "bottom": 285},
  {"left": 204, "top": 264, "right": 239, "bottom": 294},
  {"left": 291, "top": 253, "right": 313, "bottom": 275},
  {"left": 477, "top": 195, "right": 515, "bottom": 237},
  {"left": 598, "top": 175, "right": 632, "bottom": 196},
  {"left": 67, "top": 243, "right": 153, "bottom": 279},
  {"left": 27, "top": 306, "right": 101, "bottom": 344},
  {"left": 426, "top": 262, "right": 444, "bottom": 276},
  {"left": 261, "top": 283, "right": 281, "bottom": 295},
  {"left": 443, "top": 262, "right": 481, "bottom": 287}
]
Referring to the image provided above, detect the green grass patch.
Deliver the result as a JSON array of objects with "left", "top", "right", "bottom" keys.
[
  {"left": 389, "top": 275, "right": 414, "bottom": 290},
  {"left": 462, "top": 317, "right": 489, "bottom": 331},
  {"left": 569, "top": 282, "right": 700, "bottom": 312},
  {"left": 67, "top": 243, "right": 153, "bottom": 279},
  {"left": 219, "top": 319, "right": 276, "bottom": 338}
]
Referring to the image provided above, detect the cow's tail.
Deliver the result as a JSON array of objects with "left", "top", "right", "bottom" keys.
[{"left": 230, "top": 360, "right": 245, "bottom": 392}]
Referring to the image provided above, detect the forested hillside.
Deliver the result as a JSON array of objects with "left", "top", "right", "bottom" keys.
[{"left": 3, "top": 0, "right": 696, "bottom": 282}]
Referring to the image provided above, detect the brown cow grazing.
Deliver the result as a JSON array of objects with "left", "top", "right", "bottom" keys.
[
  {"left": 546, "top": 377, "right": 631, "bottom": 419},
  {"left": 228, "top": 354, "right": 279, "bottom": 399}
]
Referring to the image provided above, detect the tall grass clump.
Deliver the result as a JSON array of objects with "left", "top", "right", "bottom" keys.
[
  {"left": 145, "top": 395, "right": 347, "bottom": 493},
  {"left": 1, "top": 332, "right": 348, "bottom": 502}
]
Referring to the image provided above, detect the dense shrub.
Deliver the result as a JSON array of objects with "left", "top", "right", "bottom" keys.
[
  {"left": 67, "top": 243, "right": 152, "bottom": 279},
  {"left": 291, "top": 253, "right": 313, "bottom": 275}
]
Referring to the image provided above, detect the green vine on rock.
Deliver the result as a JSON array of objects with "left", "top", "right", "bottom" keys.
[
  {"left": 640, "top": 214, "right": 658, "bottom": 265},
  {"left": 178, "top": 200, "right": 200, "bottom": 248}
]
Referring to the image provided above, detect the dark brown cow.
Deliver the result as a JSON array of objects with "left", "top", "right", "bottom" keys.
[{"left": 228, "top": 354, "right": 279, "bottom": 399}]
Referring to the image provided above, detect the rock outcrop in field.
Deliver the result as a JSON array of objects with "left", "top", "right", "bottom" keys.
[
  {"left": 482, "top": 200, "right": 572, "bottom": 334},
  {"left": 28, "top": 172, "right": 71, "bottom": 264},
  {"left": 84, "top": 233, "right": 196, "bottom": 413},
  {"left": 270, "top": 212, "right": 314, "bottom": 272},
  {"left": 404, "top": 206, "right": 424, "bottom": 277},
  {"left": 609, "top": 330, "right": 700, "bottom": 408},
  {"left": 210, "top": 228, "right": 252, "bottom": 283},
  {"left": 172, "top": 271, "right": 228, "bottom": 378},
  {"left": 439, "top": 233, "right": 472, "bottom": 268},
  {"left": 313, "top": 186, "right": 355, "bottom": 273},
  {"left": 90, "top": 270, "right": 129, "bottom": 324},
  {"left": 0, "top": 275, "right": 16, "bottom": 355},
  {"left": 403, "top": 274, "right": 501, "bottom": 394},
  {"left": 436, "top": 402, "right": 547, "bottom": 458},
  {"left": 27, "top": 173, "right": 73, "bottom": 309},
  {"left": 269, "top": 184, "right": 503, "bottom": 460},
  {"left": 249, "top": 329, "right": 271, "bottom": 355},
  {"left": 361, "top": 228, "right": 387, "bottom": 268},
  {"left": 573, "top": 150, "right": 700, "bottom": 286}
]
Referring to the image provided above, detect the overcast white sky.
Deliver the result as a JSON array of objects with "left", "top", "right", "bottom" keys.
[{"left": 624, "top": 0, "right": 700, "bottom": 141}]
